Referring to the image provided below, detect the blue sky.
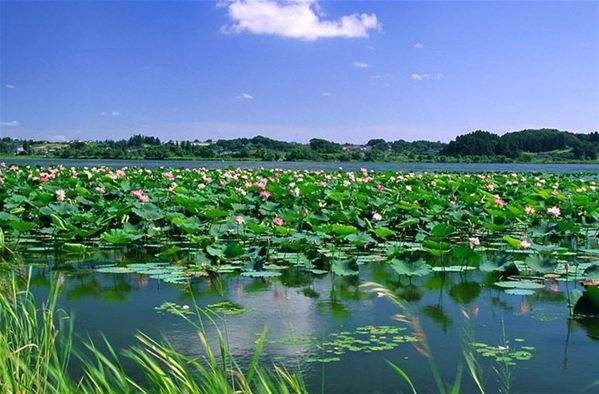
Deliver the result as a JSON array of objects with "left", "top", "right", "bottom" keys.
[{"left": 1, "top": 0, "right": 598, "bottom": 143}]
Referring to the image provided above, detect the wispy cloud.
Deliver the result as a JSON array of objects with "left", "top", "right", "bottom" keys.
[
  {"left": 321, "top": 92, "right": 331, "bottom": 97},
  {"left": 237, "top": 92, "right": 255, "bottom": 100},
  {"left": 4, "top": 84, "right": 15, "bottom": 89},
  {"left": 411, "top": 72, "right": 444, "bottom": 81},
  {"left": 353, "top": 61, "right": 369, "bottom": 69},
  {"left": 0, "top": 120, "right": 20, "bottom": 127},
  {"left": 369, "top": 73, "right": 389, "bottom": 80},
  {"left": 413, "top": 42, "right": 424, "bottom": 48},
  {"left": 222, "top": 0, "right": 379, "bottom": 41},
  {"left": 101, "top": 111, "right": 121, "bottom": 116}
]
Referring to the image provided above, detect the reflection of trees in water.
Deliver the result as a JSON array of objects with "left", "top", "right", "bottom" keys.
[
  {"left": 449, "top": 281, "right": 481, "bottom": 305},
  {"left": 279, "top": 268, "right": 313, "bottom": 288},
  {"left": 573, "top": 291, "right": 599, "bottom": 340}
]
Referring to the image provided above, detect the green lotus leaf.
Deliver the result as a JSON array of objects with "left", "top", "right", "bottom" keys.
[
  {"left": 331, "top": 259, "right": 359, "bottom": 276},
  {"left": 389, "top": 259, "right": 431, "bottom": 277}
]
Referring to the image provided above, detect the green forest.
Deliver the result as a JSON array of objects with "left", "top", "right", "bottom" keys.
[{"left": 2, "top": 128, "right": 598, "bottom": 162}]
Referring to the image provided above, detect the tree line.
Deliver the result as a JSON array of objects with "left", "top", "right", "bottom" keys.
[{"left": 1, "top": 128, "right": 597, "bottom": 162}]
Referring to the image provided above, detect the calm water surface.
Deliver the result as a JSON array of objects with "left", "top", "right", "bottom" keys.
[
  {"left": 4, "top": 158, "right": 599, "bottom": 173},
  {"left": 16, "top": 250, "right": 599, "bottom": 393}
]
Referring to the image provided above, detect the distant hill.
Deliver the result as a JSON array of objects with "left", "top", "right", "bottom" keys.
[{"left": 440, "top": 129, "right": 598, "bottom": 160}]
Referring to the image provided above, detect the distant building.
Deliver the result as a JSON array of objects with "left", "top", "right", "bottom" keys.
[
  {"left": 15, "top": 146, "right": 25, "bottom": 154},
  {"left": 342, "top": 143, "right": 369, "bottom": 152}
]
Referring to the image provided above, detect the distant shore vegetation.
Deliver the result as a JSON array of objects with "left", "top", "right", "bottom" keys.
[{"left": 2, "top": 128, "right": 598, "bottom": 163}]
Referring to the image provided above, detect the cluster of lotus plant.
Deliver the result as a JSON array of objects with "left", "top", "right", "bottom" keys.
[{"left": 0, "top": 164, "right": 598, "bottom": 279}]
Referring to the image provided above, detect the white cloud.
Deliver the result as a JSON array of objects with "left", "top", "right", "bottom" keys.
[
  {"left": 111, "top": 111, "right": 121, "bottom": 116},
  {"left": 4, "top": 84, "right": 15, "bottom": 89},
  {"left": 223, "top": 0, "right": 379, "bottom": 41},
  {"left": 237, "top": 92, "right": 254, "bottom": 100},
  {"left": 353, "top": 61, "right": 369, "bottom": 69},
  {"left": 411, "top": 72, "right": 444, "bottom": 81},
  {"left": 413, "top": 42, "right": 424, "bottom": 48},
  {"left": 0, "top": 120, "right": 19, "bottom": 127},
  {"left": 321, "top": 92, "right": 331, "bottom": 97}
]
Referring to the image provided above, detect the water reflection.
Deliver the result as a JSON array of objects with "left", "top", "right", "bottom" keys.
[
  {"left": 573, "top": 290, "right": 599, "bottom": 340},
  {"left": 3, "top": 252, "right": 599, "bottom": 393}
]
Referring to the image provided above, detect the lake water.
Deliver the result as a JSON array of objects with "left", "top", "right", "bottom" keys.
[
  {"left": 3, "top": 158, "right": 599, "bottom": 173},
  {"left": 16, "top": 249, "right": 599, "bottom": 393}
]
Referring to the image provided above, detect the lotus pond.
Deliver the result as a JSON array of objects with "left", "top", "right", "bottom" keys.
[{"left": 1, "top": 165, "right": 599, "bottom": 392}]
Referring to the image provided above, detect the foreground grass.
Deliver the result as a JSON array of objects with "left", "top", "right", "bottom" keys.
[{"left": 0, "top": 274, "right": 307, "bottom": 394}]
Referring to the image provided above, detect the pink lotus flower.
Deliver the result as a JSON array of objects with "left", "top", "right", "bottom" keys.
[
  {"left": 55, "top": 189, "right": 66, "bottom": 202},
  {"left": 376, "top": 184, "right": 385, "bottom": 191},
  {"left": 163, "top": 171, "right": 175, "bottom": 181},
  {"left": 115, "top": 169, "right": 126, "bottom": 178},
  {"left": 131, "top": 189, "right": 150, "bottom": 203},
  {"left": 468, "top": 237, "right": 480, "bottom": 248},
  {"left": 0, "top": 177, "right": 4, "bottom": 185},
  {"left": 547, "top": 206, "right": 561, "bottom": 217},
  {"left": 38, "top": 172, "right": 53, "bottom": 183},
  {"left": 494, "top": 195, "right": 505, "bottom": 207},
  {"left": 272, "top": 216, "right": 284, "bottom": 226},
  {"left": 95, "top": 186, "right": 106, "bottom": 194},
  {"left": 372, "top": 212, "right": 382, "bottom": 221},
  {"left": 525, "top": 206, "right": 536, "bottom": 215},
  {"left": 520, "top": 239, "right": 531, "bottom": 249},
  {"left": 259, "top": 190, "right": 271, "bottom": 200},
  {"left": 255, "top": 180, "right": 267, "bottom": 190},
  {"left": 235, "top": 215, "right": 245, "bottom": 225}
]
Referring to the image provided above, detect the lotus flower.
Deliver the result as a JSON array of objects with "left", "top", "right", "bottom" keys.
[
  {"left": 494, "top": 195, "right": 505, "bottom": 207},
  {"left": 260, "top": 190, "right": 271, "bottom": 200},
  {"left": 163, "top": 171, "right": 175, "bottom": 181},
  {"left": 131, "top": 189, "right": 150, "bottom": 203},
  {"left": 55, "top": 189, "right": 66, "bottom": 202},
  {"left": 468, "top": 237, "right": 480, "bottom": 248},
  {"left": 547, "top": 206, "right": 561, "bottom": 217}
]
